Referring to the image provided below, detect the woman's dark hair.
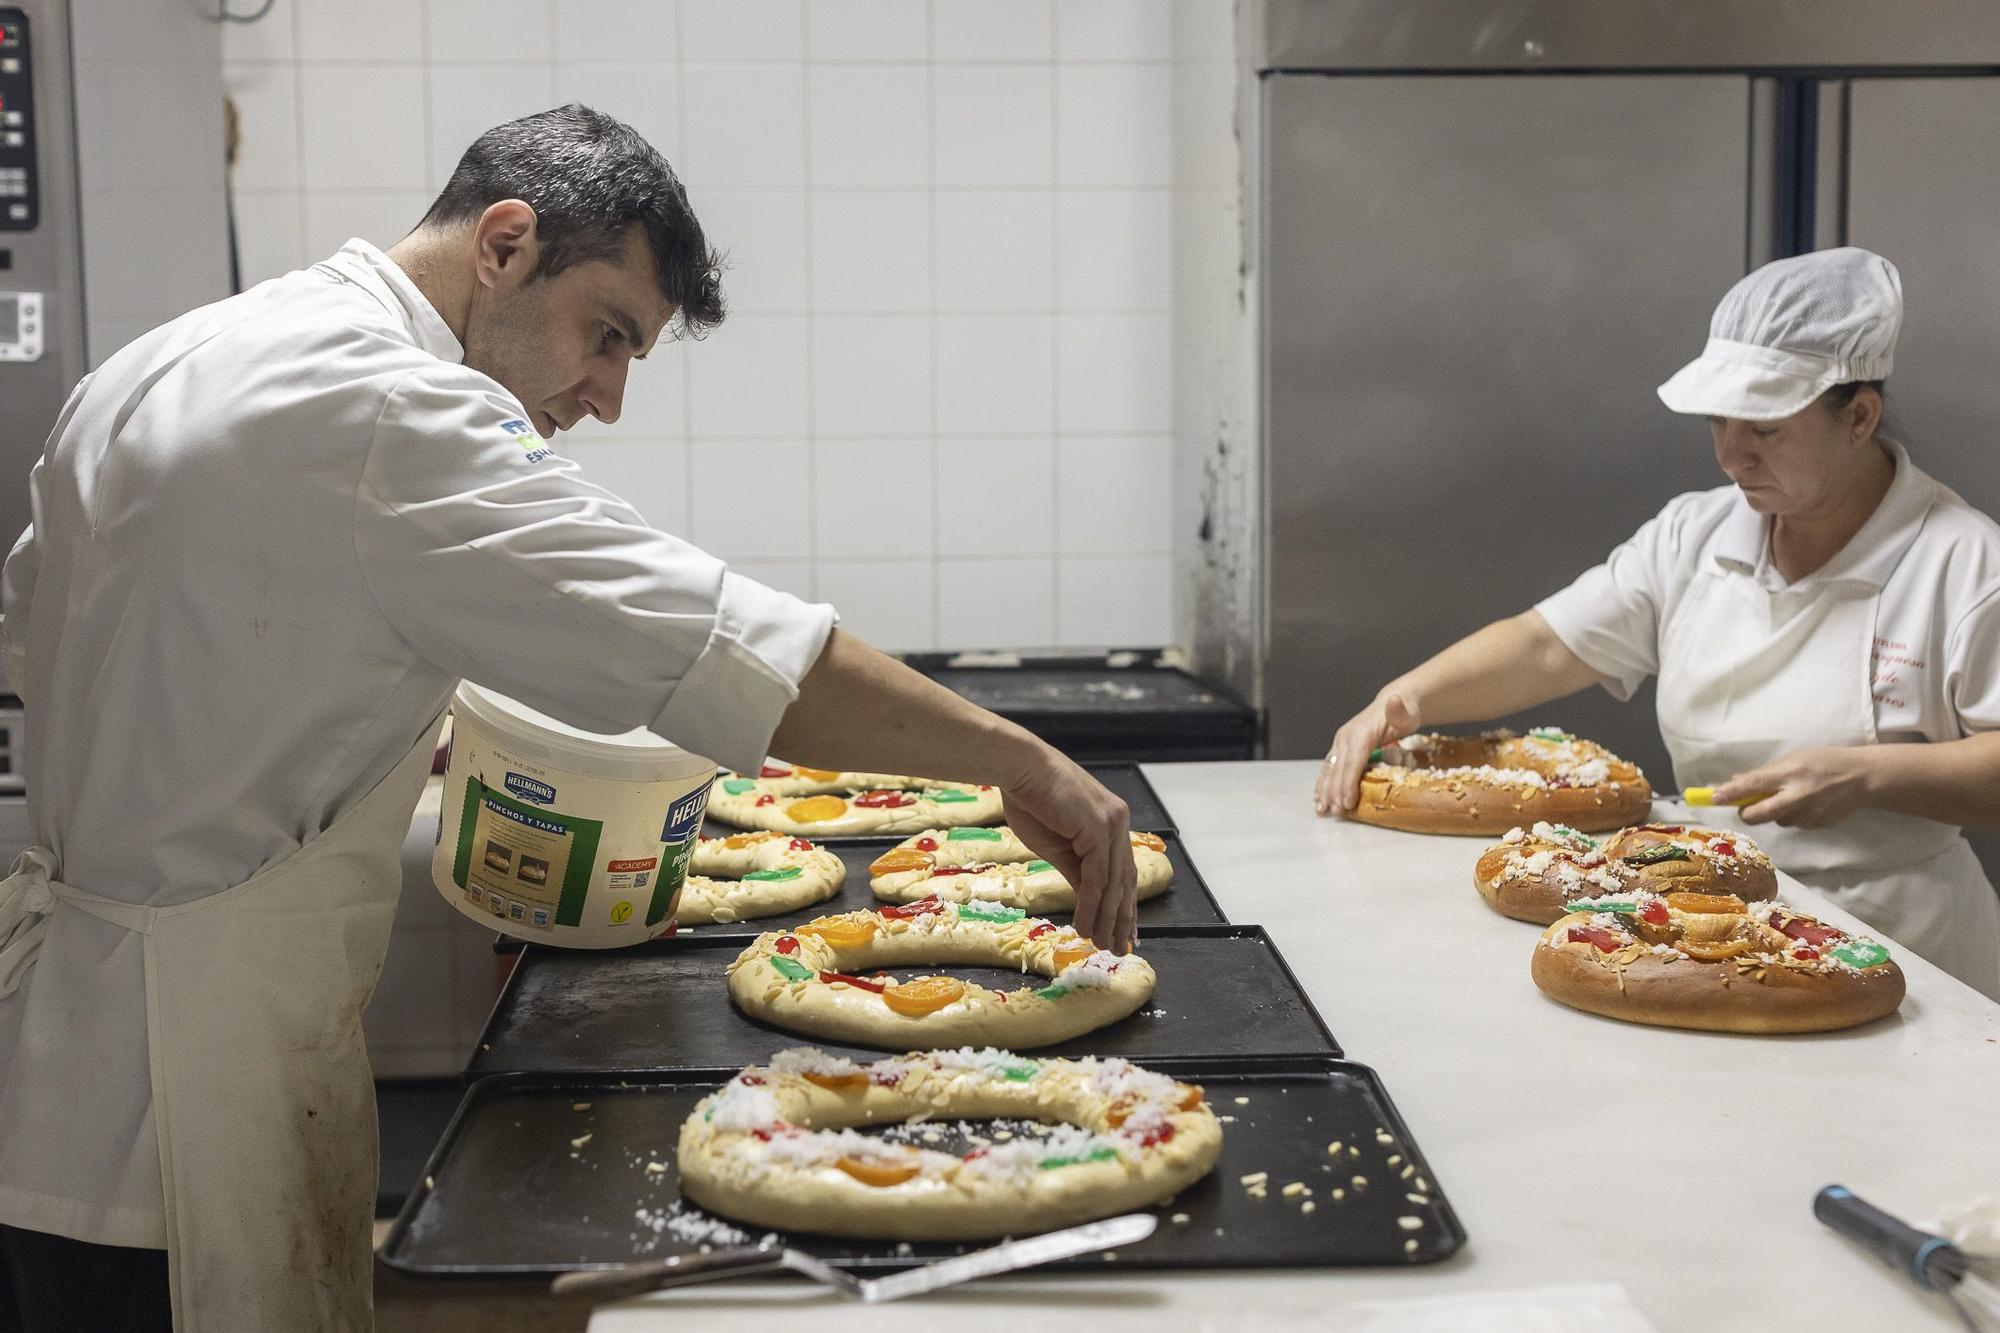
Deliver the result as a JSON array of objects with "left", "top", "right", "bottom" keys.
[
  {"left": 1825, "top": 380, "right": 1885, "bottom": 410},
  {"left": 420, "top": 103, "right": 725, "bottom": 339}
]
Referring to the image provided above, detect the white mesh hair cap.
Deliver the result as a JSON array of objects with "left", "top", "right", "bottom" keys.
[{"left": 1657, "top": 247, "right": 1902, "bottom": 421}]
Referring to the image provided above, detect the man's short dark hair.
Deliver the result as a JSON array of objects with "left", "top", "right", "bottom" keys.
[{"left": 421, "top": 103, "right": 725, "bottom": 338}]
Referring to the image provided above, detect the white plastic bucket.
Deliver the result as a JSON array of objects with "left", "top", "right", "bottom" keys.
[{"left": 432, "top": 682, "right": 717, "bottom": 948}]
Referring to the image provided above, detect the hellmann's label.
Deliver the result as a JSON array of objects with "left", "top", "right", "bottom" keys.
[
  {"left": 505, "top": 772, "right": 557, "bottom": 806},
  {"left": 660, "top": 776, "right": 715, "bottom": 843}
]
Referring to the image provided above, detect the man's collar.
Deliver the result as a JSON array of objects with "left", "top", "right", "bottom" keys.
[{"left": 314, "top": 238, "right": 464, "bottom": 363}]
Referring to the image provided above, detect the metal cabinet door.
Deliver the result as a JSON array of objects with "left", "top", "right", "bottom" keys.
[
  {"left": 1263, "top": 74, "right": 1751, "bottom": 782},
  {"left": 1844, "top": 77, "right": 2000, "bottom": 518}
]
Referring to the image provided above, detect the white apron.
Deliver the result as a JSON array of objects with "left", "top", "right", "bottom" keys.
[
  {"left": 1656, "top": 564, "right": 2000, "bottom": 998},
  {"left": 0, "top": 718, "right": 442, "bottom": 1330}
]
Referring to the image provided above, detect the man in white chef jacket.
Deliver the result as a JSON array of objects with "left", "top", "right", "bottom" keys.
[{"left": 0, "top": 105, "right": 1138, "bottom": 1331}]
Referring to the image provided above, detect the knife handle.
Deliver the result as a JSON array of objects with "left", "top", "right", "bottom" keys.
[
  {"left": 1814, "top": 1185, "right": 1967, "bottom": 1291},
  {"left": 550, "top": 1243, "right": 787, "bottom": 1302}
]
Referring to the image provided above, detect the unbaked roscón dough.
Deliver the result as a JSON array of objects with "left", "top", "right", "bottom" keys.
[
  {"left": 674, "top": 831, "right": 846, "bottom": 925},
  {"left": 678, "top": 1046, "right": 1223, "bottom": 1240},
  {"left": 707, "top": 762, "right": 1003, "bottom": 836},
  {"left": 869, "top": 826, "right": 1174, "bottom": 913},
  {"left": 726, "top": 897, "right": 1155, "bottom": 1049}
]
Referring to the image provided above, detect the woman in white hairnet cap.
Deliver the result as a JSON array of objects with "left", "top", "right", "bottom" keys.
[{"left": 1315, "top": 247, "right": 2000, "bottom": 999}]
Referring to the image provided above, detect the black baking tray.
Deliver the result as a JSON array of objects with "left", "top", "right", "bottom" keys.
[
  {"left": 489, "top": 829, "right": 1228, "bottom": 955},
  {"left": 699, "top": 762, "right": 1176, "bottom": 841},
  {"left": 380, "top": 1054, "right": 1464, "bottom": 1277},
  {"left": 465, "top": 926, "right": 1340, "bottom": 1079}
]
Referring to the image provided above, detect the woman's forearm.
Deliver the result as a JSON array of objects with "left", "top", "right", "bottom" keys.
[
  {"left": 1862, "top": 732, "right": 2000, "bottom": 827},
  {"left": 1380, "top": 610, "right": 1607, "bottom": 725}
]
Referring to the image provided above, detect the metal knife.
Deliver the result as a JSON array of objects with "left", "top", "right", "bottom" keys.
[{"left": 854, "top": 1211, "right": 1157, "bottom": 1303}]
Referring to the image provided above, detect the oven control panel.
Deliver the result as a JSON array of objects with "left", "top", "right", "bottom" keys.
[{"left": 0, "top": 8, "right": 34, "bottom": 231}]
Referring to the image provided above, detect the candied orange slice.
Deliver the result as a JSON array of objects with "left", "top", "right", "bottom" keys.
[
  {"left": 1177, "top": 1084, "right": 1204, "bottom": 1110},
  {"left": 785, "top": 795, "right": 849, "bottom": 824},
  {"left": 869, "top": 848, "right": 935, "bottom": 876},
  {"left": 881, "top": 975, "right": 968, "bottom": 1016},
  {"left": 793, "top": 766, "right": 843, "bottom": 783},
  {"left": 1131, "top": 832, "right": 1167, "bottom": 853},
  {"left": 1052, "top": 940, "right": 1098, "bottom": 971},
  {"left": 1680, "top": 937, "right": 1755, "bottom": 962},
  {"left": 803, "top": 1071, "right": 870, "bottom": 1092},
  {"left": 722, "top": 831, "right": 775, "bottom": 849},
  {"left": 1664, "top": 891, "right": 1747, "bottom": 915},
  {"left": 796, "top": 917, "right": 878, "bottom": 949},
  {"left": 836, "top": 1155, "right": 921, "bottom": 1187}
]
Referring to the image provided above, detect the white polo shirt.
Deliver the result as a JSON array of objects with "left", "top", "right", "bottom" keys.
[
  {"left": 0, "top": 239, "right": 836, "bottom": 1246},
  {"left": 1536, "top": 439, "right": 2000, "bottom": 747}
]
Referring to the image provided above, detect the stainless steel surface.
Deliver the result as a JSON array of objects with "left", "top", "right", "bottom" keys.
[
  {"left": 1260, "top": 74, "right": 1750, "bottom": 778},
  {"left": 0, "top": 0, "right": 85, "bottom": 556},
  {"left": 1813, "top": 80, "right": 1849, "bottom": 250},
  {"left": 1253, "top": 0, "right": 2000, "bottom": 70},
  {"left": 0, "top": 0, "right": 227, "bottom": 561}
]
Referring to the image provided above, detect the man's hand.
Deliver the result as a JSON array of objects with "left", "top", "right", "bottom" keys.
[
  {"left": 1718, "top": 747, "right": 1876, "bottom": 828},
  {"left": 1315, "top": 693, "right": 1420, "bottom": 816},
  {"left": 999, "top": 755, "right": 1136, "bottom": 954}
]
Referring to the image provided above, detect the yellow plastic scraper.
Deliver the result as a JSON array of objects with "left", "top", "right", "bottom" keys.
[{"left": 1683, "top": 786, "right": 1774, "bottom": 807}]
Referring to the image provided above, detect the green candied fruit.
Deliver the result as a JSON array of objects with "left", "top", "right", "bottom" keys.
[
  {"left": 930, "top": 789, "right": 979, "bottom": 804},
  {"left": 1833, "top": 940, "right": 1892, "bottom": 970},
  {"left": 769, "top": 955, "right": 814, "bottom": 982},
  {"left": 744, "top": 867, "right": 804, "bottom": 883},
  {"left": 722, "top": 778, "right": 759, "bottom": 795},
  {"left": 998, "top": 1060, "right": 1041, "bottom": 1082},
  {"left": 1549, "top": 824, "right": 1598, "bottom": 849},
  {"left": 1568, "top": 897, "right": 1642, "bottom": 915},
  {"left": 947, "top": 826, "right": 1003, "bottom": 842},
  {"left": 1038, "top": 1146, "right": 1120, "bottom": 1170},
  {"left": 1035, "top": 983, "right": 1069, "bottom": 1000},
  {"left": 1024, "top": 860, "right": 1055, "bottom": 874},
  {"left": 957, "top": 903, "right": 1027, "bottom": 924},
  {"left": 1624, "top": 843, "right": 1693, "bottom": 866},
  {"left": 1528, "top": 727, "right": 1570, "bottom": 741}
]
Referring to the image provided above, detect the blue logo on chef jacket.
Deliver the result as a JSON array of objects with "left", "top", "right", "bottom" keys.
[
  {"left": 661, "top": 776, "right": 715, "bottom": 842},
  {"left": 499, "top": 417, "right": 554, "bottom": 464},
  {"left": 504, "top": 772, "right": 557, "bottom": 806}
]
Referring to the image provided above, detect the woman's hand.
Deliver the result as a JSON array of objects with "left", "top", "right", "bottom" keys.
[
  {"left": 1717, "top": 747, "right": 1877, "bottom": 828},
  {"left": 1315, "top": 693, "right": 1421, "bottom": 816}
]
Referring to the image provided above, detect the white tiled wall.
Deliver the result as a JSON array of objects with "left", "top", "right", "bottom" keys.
[{"left": 224, "top": 0, "right": 1194, "bottom": 654}]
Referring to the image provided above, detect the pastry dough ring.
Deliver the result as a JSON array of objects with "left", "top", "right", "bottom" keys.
[
  {"left": 708, "top": 762, "right": 1004, "bottom": 836},
  {"left": 870, "top": 827, "right": 1174, "bottom": 912},
  {"left": 726, "top": 899, "right": 1155, "bottom": 1050},
  {"left": 1354, "top": 728, "right": 1652, "bottom": 836},
  {"left": 675, "top": 831, "right": 846, "bottom": 925},
  {"left": 678, "top": 1046, "right": 1223, "bottom": 1240}
]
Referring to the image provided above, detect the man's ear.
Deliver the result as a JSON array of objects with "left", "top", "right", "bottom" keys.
[
  {"left": 1852, "top": 386, "right": 1884, "bottom": 441},
  {"left": 472, "top": 199, "right": 540, "bottom": 292}
]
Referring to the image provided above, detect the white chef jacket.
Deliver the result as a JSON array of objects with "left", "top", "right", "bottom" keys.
[
  {"left": 0, "top": 239, "right": 836, "bottom": 1247},
  {"left": 1537, "top": 440, "right": 2000, "bottom": 746}
]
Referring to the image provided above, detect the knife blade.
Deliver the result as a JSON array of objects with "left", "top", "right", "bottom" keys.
[{"left": 856, "top": 1212, "right": 1157, "bottom": 1304}]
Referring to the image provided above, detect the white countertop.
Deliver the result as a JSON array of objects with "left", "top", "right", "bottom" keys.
[{"left": 592, "top": 760, "right": 2000, "bottom": 1331}]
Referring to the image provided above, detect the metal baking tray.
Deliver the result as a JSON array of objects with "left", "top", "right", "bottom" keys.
[
  {"left": 465, "top": 926, "right": 1340, "bottom": 1079},
  {"left": 380, "top": 1054, "right": 1464, "bottom": 1277},
  {"left": 489, "top": 830, "right": 1228, "bottom": 955},
  {"left": 699, "top": 761, "right": 1177, "bottom": 841}
]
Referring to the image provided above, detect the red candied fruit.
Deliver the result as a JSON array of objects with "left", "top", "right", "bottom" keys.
[
  {"left": 788, "top": 838, "right": 814, "bottom": 851},
  {"left": 775, "top": 936, "right": 800, "bottom": 955},
  {"left": 755, "top": 795, "right": 776, "bottom": 807},
  {"left": 916, "top": 837, "right": 939, "bottom": 852}
]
